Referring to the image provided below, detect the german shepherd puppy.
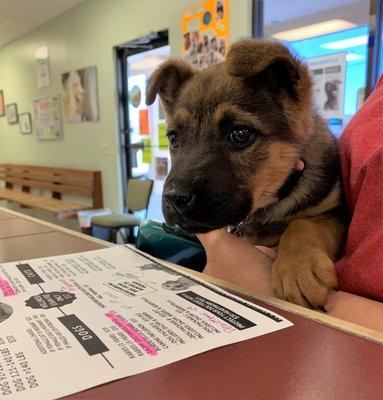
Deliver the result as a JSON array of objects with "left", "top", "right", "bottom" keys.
[{"left": 146, "top": 39, "right": 346, "bottom": 309}]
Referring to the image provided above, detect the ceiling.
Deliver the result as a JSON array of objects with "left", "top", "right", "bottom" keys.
[
  {"left": 0, "top": 0, "right": 85, "bottom": 49},
  {"left": 0, "top": 0, "right": 370, "bottom": 49},
  {"left": 264, "top": 0, "right": 367, "bottom": 26}
]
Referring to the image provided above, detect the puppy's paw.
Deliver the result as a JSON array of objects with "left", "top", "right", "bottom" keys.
[{"left": 271, "top": 248, "right": 337, "bottom": 309}]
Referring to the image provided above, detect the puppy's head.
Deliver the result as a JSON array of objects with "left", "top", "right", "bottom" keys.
[{"left": 146, "top": 39, "right": 313, "bottom": 233}]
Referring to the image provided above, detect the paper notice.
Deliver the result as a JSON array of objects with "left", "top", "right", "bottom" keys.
[
  {"left": 307, "top": 52, "right": 347, "bottom": 123},
  {"left": 0, "top": 246, "right": 292, "bottom": 399}
]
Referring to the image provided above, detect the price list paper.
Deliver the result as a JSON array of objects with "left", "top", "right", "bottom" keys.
[{"left": 0, "top": 246, "right": 292, "bottom": 399}]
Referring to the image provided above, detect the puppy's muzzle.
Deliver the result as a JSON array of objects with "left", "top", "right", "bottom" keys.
[
  {"left": 162, "top": 174, "right": 207, "bottom": 226},
  {"left": 163, "top": 188, "right": 196, "bottom": 214}
]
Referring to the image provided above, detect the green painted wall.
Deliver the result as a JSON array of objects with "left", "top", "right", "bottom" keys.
[{"left": 0, "top": 0, "right": 252, "bottom": 211}]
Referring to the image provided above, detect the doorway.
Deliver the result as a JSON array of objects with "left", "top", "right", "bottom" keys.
[{"left": 116, "top": 30, "right": 170, "bottom": 220}]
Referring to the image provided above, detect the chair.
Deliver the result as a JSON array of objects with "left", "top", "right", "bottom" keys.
[{"left": 91, "top": 178, "right": 153, "bottom": 243}]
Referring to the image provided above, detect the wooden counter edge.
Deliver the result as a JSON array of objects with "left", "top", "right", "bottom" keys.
[
  {"left": 131, "top": 246, "right": 383, "bottom": 345},
  {"left": 0, "top": 207, "right": 114, "bottom": 248},
  {"left": 1, "top": 208, "right": 382, "bottom": 345},
  {"left": 201, "top": 274, "right": 383, "bottom": 345}
]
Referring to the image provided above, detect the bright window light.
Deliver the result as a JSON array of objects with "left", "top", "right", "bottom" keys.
[
  {"left": 130, "top": 56, "right": 165, "bottom": 71},
  {"left": 320, "top": 35, "right": 368, "bottom": 50},
  {"left": 346, "top": 53, "right": 363, "bottom": 61},
  {"left": 272, "top": 19, "right": 356, "bottom": 41},
  {"left": 289, "top": 25, "right": 369, "bottom": 119}
]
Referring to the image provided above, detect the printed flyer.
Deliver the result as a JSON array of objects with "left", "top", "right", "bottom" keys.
[
  {"left": 182, "top": 0, "right": 229, "bottom": 68},
  {"left": 307, "top": 53, "right": 347, "bottom": 123},
  {"left": 0, "top": 246, "right": 292, "bottom": 399}
]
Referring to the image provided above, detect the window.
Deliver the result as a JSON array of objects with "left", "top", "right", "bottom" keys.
[
  {"left": 289, "top": 25, "right": 368, "bottom": 120},
  {"left": 263, "top": 0, "right": 370, "bottom": 135}
]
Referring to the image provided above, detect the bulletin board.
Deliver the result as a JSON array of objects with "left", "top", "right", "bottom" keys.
[
  {"left": 182, "top": 0, "right": 229, "bottom": 68},
  {"left": 33, "top": 96, "right": 63, "bottom": 140}
]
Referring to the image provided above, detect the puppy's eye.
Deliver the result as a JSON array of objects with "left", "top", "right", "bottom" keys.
[
  {"left": 166, "top": 130, "right": 179, "bottom": 149},
  {"left": 229, "top": 126, "right": 256, "bottom": 148}
]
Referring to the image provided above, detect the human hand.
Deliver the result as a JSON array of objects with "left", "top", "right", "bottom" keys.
[
  {"left": 197, "top": 228, "right": 230, "bottom": 248},
  {"left": 197, "top": 228, "right": 275, "bottom": 296}
]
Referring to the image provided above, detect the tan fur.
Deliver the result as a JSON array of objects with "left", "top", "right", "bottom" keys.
[
  {"left": 212, "top": 103, "right": 267, "bottom": 132},
  {"left": 272, "top": 216, "right": 345, "bottom": 307},
  {"left": 250, "top": 143, "right": 299, "bottom": 211},
  {"left": 225, "top": 39, "right": 314, "bottom": 141},
  {"left": 146, "top": 59, "right": 196, "bottom": 114},
  {"left": 295, "top": 182, "right": 342, "bottom": 219},
  {"left": 172, "top": 108, "right": 190, "bottom": 129}
]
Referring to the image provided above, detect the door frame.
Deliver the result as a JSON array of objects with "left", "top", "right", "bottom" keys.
[{"left": 115, "top": 29, "right": 169, "bottom": 205}]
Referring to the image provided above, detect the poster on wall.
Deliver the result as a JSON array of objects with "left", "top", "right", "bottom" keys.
[
  {"left": 19, "top": 112, "right": 33, "bottom": 134},
  {"left": 158, "top": 122, "right": 168, "bottom": 150},
  {"left": 182, "top": 0, "right": 229, "bottom": 69},
  {"left": 5, "top": 103, "right": 18, "bottom": 124},
  {"left": 35, "top": 46, "right": 50, "bottom": 88},
  {"left": 307, "top": 53, "right": 347, "bottom": 123},
  {"left": 139, "top": 109, "right": 150, "bottom": 135},
  {"left": 155, "top": 157, "right": 169, "bottom": 180},
  {"left": 142, "top": 137, "right": 153, "bottom": 164},
  {"left": 33, "top": 96, "right": 62, "bottom": 140},
  {"left": 0, "top": 90, "right": 5, "bottom": 117},
  {"left": 62, "top": 66, "right": 99, "bottom": 123},
  {"left": 128, "top": 74, "right": 146, "bottom": 138}
]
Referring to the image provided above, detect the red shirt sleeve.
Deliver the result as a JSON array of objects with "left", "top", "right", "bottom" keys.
[{"left": 335, "top": 77, "right": 383, "bottom": 301}]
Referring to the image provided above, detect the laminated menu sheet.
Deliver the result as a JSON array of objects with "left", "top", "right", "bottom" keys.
[{"left": 0, "top": 246, "right": 293, "bottom": 399}]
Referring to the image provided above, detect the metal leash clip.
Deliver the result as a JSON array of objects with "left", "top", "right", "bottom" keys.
[{"left": 228, "top": 218, "right": 249, "bottom": 238}]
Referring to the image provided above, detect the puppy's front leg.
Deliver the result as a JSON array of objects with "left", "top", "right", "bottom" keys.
[{"left": 271, "top": 216, "right": 345, "bottom": 308}]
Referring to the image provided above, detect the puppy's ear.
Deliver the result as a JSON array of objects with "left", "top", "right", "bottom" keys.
[
  {"left": 226, "top": 39, "right": 308, "bottom": 100},
  {"left": 146, "top": 59, "right": 197, "bottom": 114},
  {"left": 226, "top": 39, "right": 313, "bottom": 140}
]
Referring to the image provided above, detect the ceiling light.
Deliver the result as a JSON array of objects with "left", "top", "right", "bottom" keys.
[
  {"left": 320, "top": 35, "right": 368, "bottom": 50},
  {"left": 272, "top": 19, "right": 357, "bottom": 42},
  {"left": 346, "top": 53, "right": 363, "bottom": 61},
  {"left": 130, "top": 56, "right": 165, "bottom": 71}
]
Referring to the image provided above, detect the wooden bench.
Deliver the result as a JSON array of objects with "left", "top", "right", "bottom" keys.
[{"left": 0, "top": 164, "right": 103, "bottom": 219}]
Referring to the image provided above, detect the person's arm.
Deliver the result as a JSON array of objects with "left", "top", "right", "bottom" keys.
[
  {"left": 198, "top": 230, "right": 383, "bottom": 332},
  {"left": 325, "top": 291, "right": 383, "bottom": 331},
  {"left": 200, "top": 229, "right": 275, "bottom": 296}
]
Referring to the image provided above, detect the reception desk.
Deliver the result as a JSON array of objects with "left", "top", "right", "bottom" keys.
[{"left": 0, "top": 208, "right": 381, "bottom": 400}]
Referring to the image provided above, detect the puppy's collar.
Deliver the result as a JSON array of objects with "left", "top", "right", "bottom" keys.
[
  {"left": 277, "top": 158, "right": 306, "bottom": 200},
  {"left": 228, "top": 216, "right": 250, "bottom": 238},
  {"left": 229, "top": 158, "right": 305, "bottom": 238}
]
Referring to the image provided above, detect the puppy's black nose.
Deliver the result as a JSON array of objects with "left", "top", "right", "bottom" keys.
[{"left": 163, "top": 189, "right": 196, "bottom": 213}]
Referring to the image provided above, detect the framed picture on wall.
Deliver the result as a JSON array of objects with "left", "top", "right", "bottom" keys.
[
  {"left": 33, "top": 96, "right": 63, "bottom": 140},
  {"left": 0, "top": 91, "right": 5, "bottom": 117},
  {"left": 19, "top": 112, "right": 32, "bottom": 134},
  {"left": 62, "top": 66, "right": 99, "bottom": 123},
  {"left": 5, "top": 103, "right": 18, "bottom": 124}
]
